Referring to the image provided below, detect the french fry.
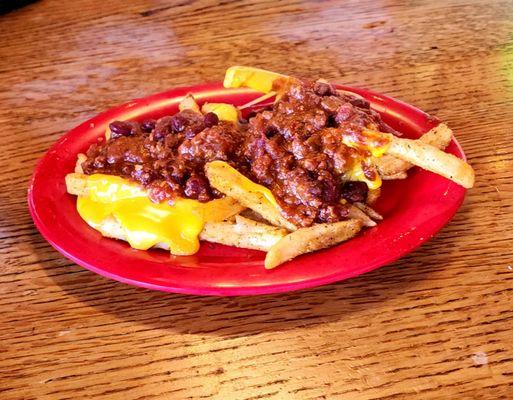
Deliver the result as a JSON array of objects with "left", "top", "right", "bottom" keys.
[
  {"left": 354, "top": 202, "right": 383, "bottom": 221},
  {"left": 75, "top": 153, "right": 86, "bottom": 174},
  {"left": 421, "top": 123, "right": 453, "bottom": 149},
  {"left": 179, "top": 94, "right": 201, "bottom": 113},
  {"left": 381, "top": 172, "right": 408, "bottom": 180},
  {"left": 205, "top": 161, "right": 297, "bottom": 231},
  {"left": 377, "top": 155, "right": 411, "bottom": 177},
  {"left": 88, "top": 215, "right": 148, "bottom": 244},
  {"left": 367, "top": 188, "right": 381, "bottom": 205},
  {"left": 239, "top": 209, "right": 270, "bottom": 223},
  {"left": 66, "top": 172, "right": 89, "bottom": 196},
  {"left": 387, "top": 136, "right": 475, "bottom": 188},
  {"left": 65, "top": 172, "right": 148, "bottom": 199},
  {"left": 348, "top": 205, "right": 377, "bottom": 227},
  {"left": 264, "top": 219, "right": 363, "bottom": 269},
  {"left": 376, "top": 123, "right": 453, "bottom": 177},
  {"left": 201, "top": 215, "right": 287, "bottom": 251},
  {"left": 336, "top": 89, "right": 366, "bottom": 100},
  {"left": 234, "top": 215, "right": 280, "bottom": 233}
]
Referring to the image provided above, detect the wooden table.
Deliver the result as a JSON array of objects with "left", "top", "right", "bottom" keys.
[{"left": 2, "top": 1, "right": 512, "bottom": 398}]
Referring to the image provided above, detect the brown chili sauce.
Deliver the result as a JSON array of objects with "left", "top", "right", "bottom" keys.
[{"left": 82, "top": 79, "right": 395, "bottom": 227}]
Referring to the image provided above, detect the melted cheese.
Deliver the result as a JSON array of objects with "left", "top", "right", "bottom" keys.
[
  {"left": 223, "top": 66, "right": 285, "bottom": 93},
  {"left": 201, "top": 103, "right": 240, "bottom": 122},
  {"left": 76, "top": 174, "right": 241, "bottom": 255},
  {"left": 346, "top": 160, "right": 382, "bottom": 190},
  {"left": 341, "top": 129, "right": 392, "bottom": 189},
  {"left": 207, "top": 161, "right": 278, "bottom": 208},
  {"left": 341, "top": 129, "right": 392, "bottom": 158}
]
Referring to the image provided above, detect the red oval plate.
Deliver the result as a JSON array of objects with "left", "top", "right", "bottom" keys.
[{"left": 28, "top": 83, "right": 466, "bottom": 296}]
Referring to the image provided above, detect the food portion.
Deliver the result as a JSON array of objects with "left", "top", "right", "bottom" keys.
[
  {"left": 66, "top": 172, "right": 244, "bottom": 255},
  {"left": 66, "top": 66, "right": 474, "bottom": 268},
  {"left": 81, "top": 108, "right": 243, "bottom": 204}
]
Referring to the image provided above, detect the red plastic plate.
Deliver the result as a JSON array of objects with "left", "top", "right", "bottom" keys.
[{"left": 28, "top": 83, "right": 466, "bottom": 296}]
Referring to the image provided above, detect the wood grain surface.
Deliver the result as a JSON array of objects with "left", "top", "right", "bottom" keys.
[{"left": 1, "top": 0, "right": 513, "bottom": 398}]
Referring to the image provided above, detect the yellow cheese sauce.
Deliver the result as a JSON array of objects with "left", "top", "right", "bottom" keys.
[
  {"left": 340, "top": 129, "right": 392, "bottom": 189},
  {"left": 206, "top": 161, "right": 278, "bottom": 208},
  {"left": 76, "top": 174, "right": 242, "bottom": 255},
  {"left": 201, "top": 103, "right": 240, "bottom": 122},
  {"left": 345, "top": 159, "right": 382, "bottom": 190},
  {"left": 342, "top": 129, "right": 392, "bottom": 158},
  {"left": 223, "top": 65, "right": 285, "bottom": 93}
]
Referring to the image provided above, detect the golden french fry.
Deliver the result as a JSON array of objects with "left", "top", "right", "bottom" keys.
[
  {"left": 89, "top": 215, "right": 146, "bottom": 243},
  {"left": 336, "top": 89, "right": 366, "bottom": 100},
  {"left": 354, "top": 202, "right": 383, "bottom": 221},
  {"left": 264, "top": 219, "right": 363, "bottom": 269},
  {"left": 234, "top": 215, "right": 280, "bottom": 233},
  {"left": 74, "top": 154, "right": 86, "bottom": 174},
  {"left": 376, "top": 155, "right": 411, "bottom": 177},
  {"left": 376, "top": 123, "right": 453, "bottom": 177},
  {"left": 381, "top": 172, "right": 408, "bottom": 180},
  {"left": 65, "top": 172, "right": 89, "bottom": 196},
  {"left": 367, "top": 188, "right": 381, "bottom": 205},
  {"left": 348, "top": 205, "right": 376, "bottom": 227},
  {"left": 205, "top": 161, "right": 297, "bottom": 231},
  {"left": 179, "top": 94, "right": 201, "bottom": 113},
  {"left": 239, "top": 209, "right": 270, "bottom": 223},
  {"left": 200, "top": 215, "right": 287, "bottom": 251},
  {"left": 421, "top": 123, "right": 453, "bottom": 149},
  {"left": 80, "top": 214, "right": 183, "bottom": 252},
  {"left": 387, "top": 136, "right": 474, "bottom": 188},
  {"left": 93, "top": 216, "right": 197, "bottom": 254}
]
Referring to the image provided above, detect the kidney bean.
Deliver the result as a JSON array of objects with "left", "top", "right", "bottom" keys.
[
  {"left": 203, "top": 112, "right": 219, "bottom": 128},
  {"left": 184, "top": 174, "right": 210, "bottom": 202},
  {"left": 141, "top": 119, "right": 156, "bottom": 133},
  {"left": 109, "top": 121, "right": 133, "bottom": 139},
  {"left": 341, "top": 181, "right": 368, "bottom": 203},
  {"left": 313, "top": 81, "right": 334, "bottom": 96}
]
